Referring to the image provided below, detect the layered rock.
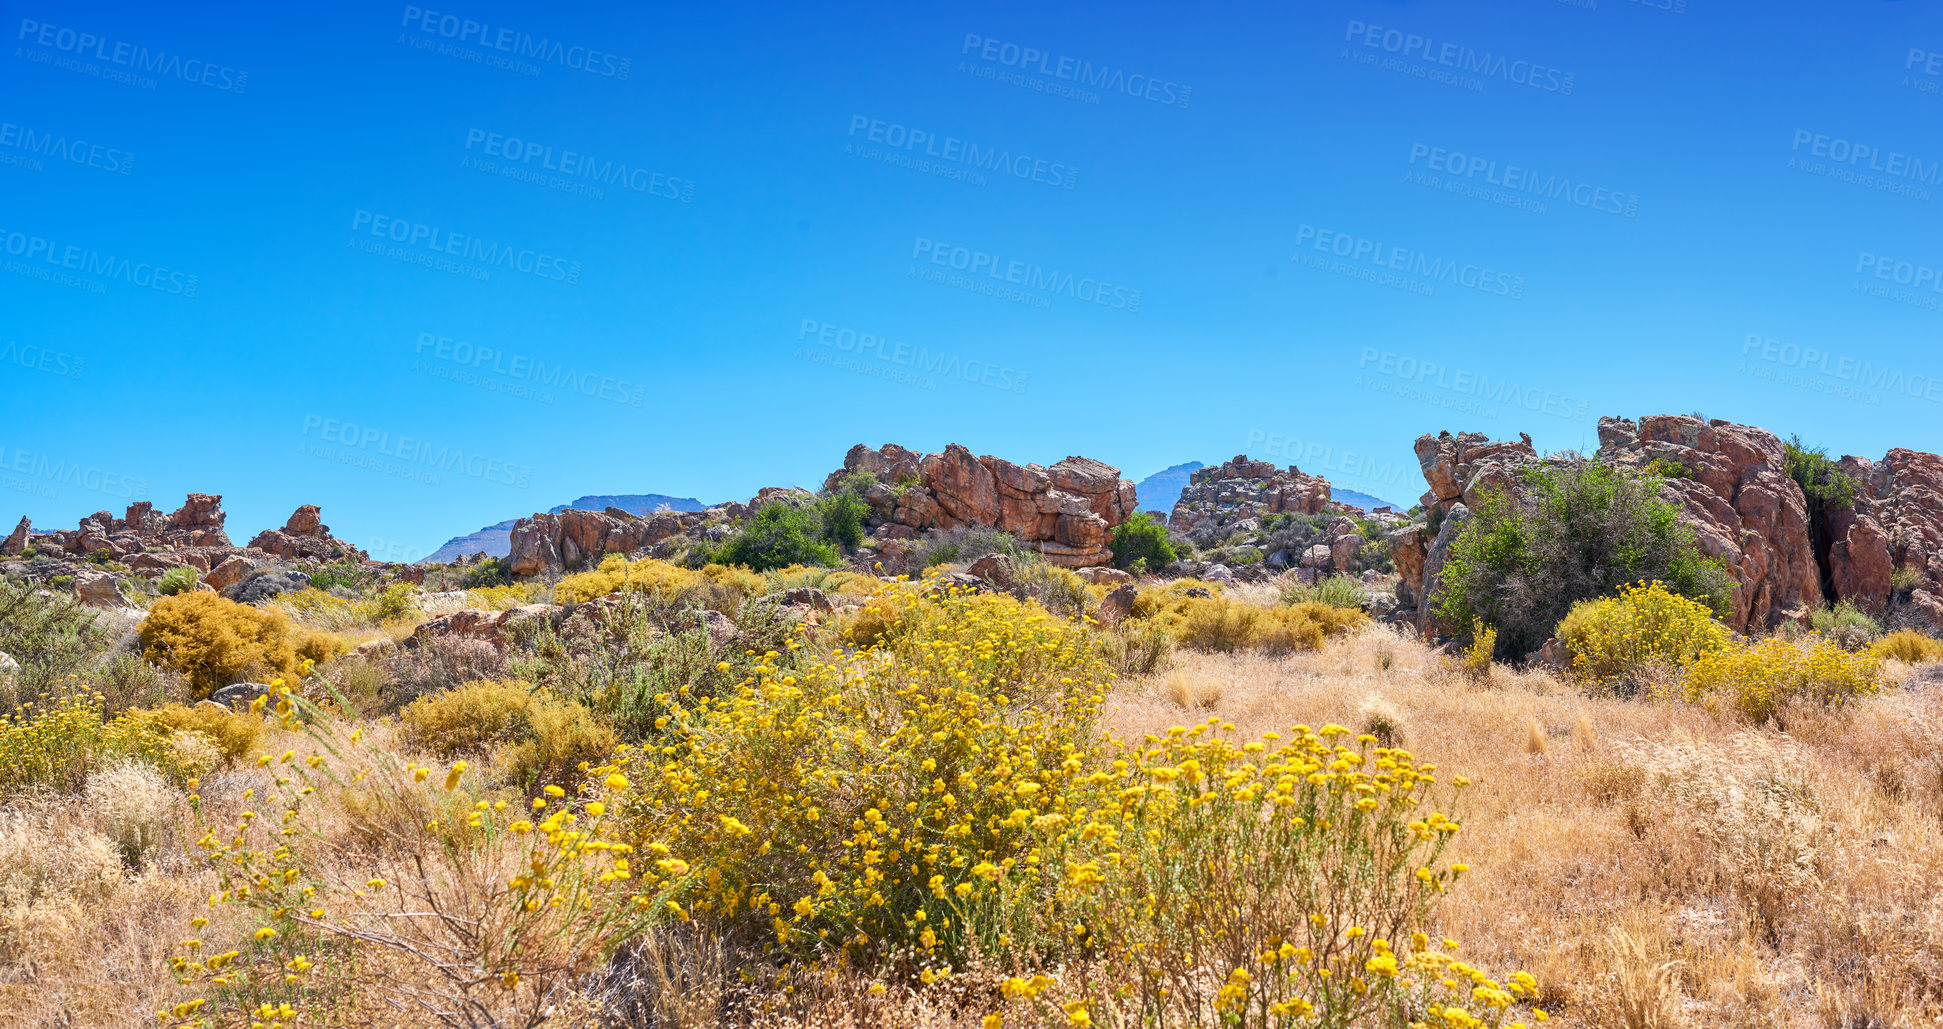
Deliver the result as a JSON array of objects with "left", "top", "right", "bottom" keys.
[
  {"left": 1826, "top": 449, "right": 1943, "bottom": 627},
  {"left": 1167, "top": 456, "right": 1342, "bottom": 537},
  {"left": 834, "top": 443, "right": 1137, "bottom": 567},
  {"left": 248, "top": 505, "right": 368, "bottom": 562},
  {"left": 33, "top": 494, "right": 233, "bottom": 557},
  {"left": 507, "top": 505, "right": 743, "bottom": 576}
]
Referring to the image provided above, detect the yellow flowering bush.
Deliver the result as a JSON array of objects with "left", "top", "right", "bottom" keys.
[
  {"left": 0, "top": 686, "right": 179, "bottom": 794},
  {"left": 1682, "top": 636, "right": 1882, "bottom": 722},
  {"left": 167, "top": 677, "right": 673, "bottom": 1028},
  {"left": 1010, "top": 722, "right": 1535, "bottom": 1028},
  {"left": 616, "top": 586, "right": 1105, "bottom": 968},
  {"left": 1557, "top": 581, "right": 1731, "bottom": 686}
]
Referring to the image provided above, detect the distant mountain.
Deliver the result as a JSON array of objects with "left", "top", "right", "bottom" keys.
[
  {"left": 1331, "top": 487, "right": 1405, "bottom": 513},
  {"left": 1131, "top": 461, "right": 1203, "bottom": 515},
  {"left": 422, "top": 493, "right": 708, "bottom": 564}
]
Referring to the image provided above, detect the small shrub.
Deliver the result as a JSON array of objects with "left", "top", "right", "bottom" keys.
[
  {"left": 1890, "top": 567, "right": 1922, "bottom": 600},
  {"left": 157, "top": 565, "right": 200, "bottom": 596},
  {"left": 459, "top": 556, "right": 513, "bottom": 589},
  {"left": 0, "top": 579, "right": 113, "bottom": 704},
  {"left": 1556, "top": 581, "right": 1733, "bottom": 687},
  {"left": 1279, "top": 573, "right": 1365, "bottom": 610},
  {"left": 134, "top": 703, "right": 262, "bottom": 766},
  {"left": 1809, "top": 600, "right": 1880, "bottom": 639},
  {"left": 1783, "top": 436, "right": 1858, "bottom": 512},
  {"left": 0, "top": 688, "right": 177, "bottom": 795},
  {"left": 83, "top": 760, "right": 181, "bottom": 870},
  {"left": 1682, "top": 637, "right": 1882, "bottom": 722},
  {"left": 1169, "top": 596, "right": 1361, "bottom": 655},
  {"left": 1358, "top": 694, "right": 1408, "bottom": 747},
  {"left": 1462, "top": 619, "right": 1497, "bottom": 679},
  {"left": 1871, "top": 629, "right": 1943, "bottom": 664},
  {"left": 499, "top": 698, "right": 618, "bottom": 791},
  {"left": 912, "top": 525, "right": 1026, "bottom": 569},
  {"left": 711, "top": 502, "right": 840, "bottom": 571},
  {"left": 1098, "top": 617, "right": 1173, "bottom": 675},
  {"left": 378, "top": 637, "right": 509, "bottom": 710},
  {"left": 399, "top": 679, "right": 536, "bottom": 757},
  {"left": 1110, "top": 513, "right": 1175, "bottom": 573}
]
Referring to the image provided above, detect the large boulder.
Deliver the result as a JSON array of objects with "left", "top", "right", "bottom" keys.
[
  {"left": 73, "top": 569, "right": 131, "bottom": 609},
  {"left": 169, "top": 493, "right": 231, "bottom": 547},
  {"left": 202, "top": 554, "right": 261, "bottom": 593},
  {"left": 923, "top": 445, "right": 1000, "bottom": 528},
  {"left": 248, "top": 504, "right": 366, "bottom": 561}
]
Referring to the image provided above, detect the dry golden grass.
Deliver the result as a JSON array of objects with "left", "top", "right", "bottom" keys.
[{"left": 1104, "top": 625, "right": 1943, "bottom": 1028}]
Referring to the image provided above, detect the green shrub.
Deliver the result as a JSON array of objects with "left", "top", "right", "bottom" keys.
[
  {"left": 1436, "top": 460, "right": 1736, "bottom": 659},
  {"left": 308, "top": 561, "right": 373, "bottom": 592},
  {"left": 1111, "top": 513, "right": 1176, "bottom": 573},
  {"left": 1891, "top": 567, "right": 1923, "bottom": 600},
  {"left": 1783, "top": 436, "right": 1858, "bottom": 512},
  {"left": 914, "top": 525, "right": 1026, "bottom": 569},
  {"left": 1279, "top": 573, "right": 1365, "bottom": 610},
  {"left": 710, "top": 502, "right": 840, "bottom": 571},
  {"left": 459, "top": 556, "right": 512, "bottom": 589},
  {"left": 1809, "top": 600, "right": 1880, "bottom": 637},
  {"left": 157, "top": 565, "right": 200, "bottom": 596},
  {"left": 0, "top": 579, "right": 115, "bottom": 706},
  {"left": 1643, "top": 456, "right": 1692, "bottom": 479}
]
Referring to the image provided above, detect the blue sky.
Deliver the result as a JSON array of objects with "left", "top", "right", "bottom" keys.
[{"left": 4, "top": 0, "right": 1942, "bottom": 559}]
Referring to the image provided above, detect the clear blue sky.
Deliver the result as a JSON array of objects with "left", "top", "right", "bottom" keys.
[{"left": 5, "top": 0, "right": 1942, "bottom": 559}]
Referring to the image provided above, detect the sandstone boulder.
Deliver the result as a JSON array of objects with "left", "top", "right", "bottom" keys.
[
  {"left": 1098, "top": 584, "right": 1137, "bottom": 627},
  {"left": 2, "top": 517, "right": 28, "bottom": 556},
  {"left": 73, "top": 570, "right": 130, "bottom": 609},
  {"left": 202, "top": 555, "right": 260, "bottom": 593}
]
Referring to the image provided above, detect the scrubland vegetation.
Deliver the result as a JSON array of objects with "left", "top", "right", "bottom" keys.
[{"left": 3, "top": 468, "right": 1943, "bottom": 1028}]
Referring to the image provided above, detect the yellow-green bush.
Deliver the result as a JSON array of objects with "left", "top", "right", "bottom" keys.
[
  {"left": 0, "top": 688, "right": 177, "bottom": 794},
  {"left": 1169, "top": 595, "right": 1362, "bottom": 655},
  {"left": 140, "top": 592, "right": 335, "bottom": 699},
  {"left": 1871, "top": 629, "right": 1943, "bottom": 664},
  {"left": 134, "top": 703, "right": 262, "bottom": 766},
  {"left": 399, "top": 679, "right": 535, "bottom": 755},
  {"left": 398, "top": 679, "right": 617, "bottom": 790},
  {"left": 1557, "top": 580, "right": 1732, "bottom": 684},
  {"left": 554, "top": 555, "right": 767, "bottom": 606},
  {"left": 1682, "top": 637, "right": 1882, "bottom": 722},
  {"left": 499, "top": 699, "right": 618, "bottom": 791}
]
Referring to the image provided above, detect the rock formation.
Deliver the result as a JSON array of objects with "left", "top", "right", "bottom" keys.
[
  {"left": 507, "top": 506, "right": 744, "bottom": 576},
  {"left": 1167, "top": 456, "right": 1348, "bottom": 536},
  {"left": 1389, "top": 415, "right": 1943, "bottom": 635},
  {"left": 832, "top": 443, "right": 1138, "bottom": 567},
  {"left": 248, "top": 504, "right": 367, "bottom": 561}
]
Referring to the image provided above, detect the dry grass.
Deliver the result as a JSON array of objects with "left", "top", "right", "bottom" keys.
[{"left": 1103, "top": 625, "right": 1943, "bottom": 1027}]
